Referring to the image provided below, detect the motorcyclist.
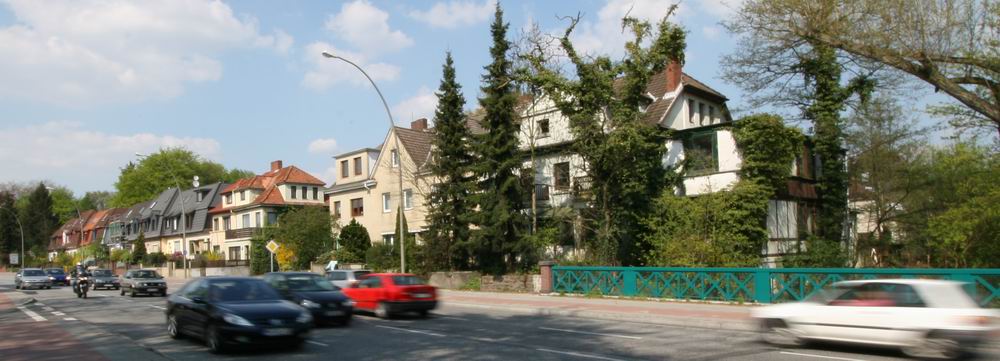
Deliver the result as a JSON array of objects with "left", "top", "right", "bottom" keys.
[{"left": 70, "top": 262, "right": 90, "bottom": 293}]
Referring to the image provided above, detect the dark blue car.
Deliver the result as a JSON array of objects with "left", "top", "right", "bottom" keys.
[
  {"left": 44, "top": 268, "right": 69, "bottom": 286},
  {"left": 263, "top": 272, "right": 354, "bottom": 326}
]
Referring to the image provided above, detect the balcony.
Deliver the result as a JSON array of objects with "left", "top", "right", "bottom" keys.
[
  {"left": 225, "top": 227, "right": 261, "bottom": 240},
  {"left": 572, "top": 176, "right": 592, "bottom": 200}
]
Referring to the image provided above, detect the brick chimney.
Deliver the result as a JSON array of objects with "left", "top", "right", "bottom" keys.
[
  {"left": 410, "top": 118, "right": 428, "bottom": 131},
  {"left": 270, "top": 160, "right": 283, "bottom": 171},
  {"left": 665, "top": 60, "right": 682, "bottom": 92}
]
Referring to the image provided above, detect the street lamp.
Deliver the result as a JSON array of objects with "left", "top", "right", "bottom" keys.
[
  {"left": 322, "top": 51, "right": 407, "bottom": 273},
  {"left": 0, "top": 207, "right": 25, "bottom": 268},
  {"left": 135, "top": 152, "right": 193, "bottom": 278}
]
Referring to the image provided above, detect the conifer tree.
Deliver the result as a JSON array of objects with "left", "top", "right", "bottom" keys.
[
  {"left": 0, "top": 191, "right": 18, "bottom": 264},
  {"left": 425, "top": 52, "right": 474, "bottom": 271},
  {"left": 20, "top": 184, "right": 58, "bottom": 255}
]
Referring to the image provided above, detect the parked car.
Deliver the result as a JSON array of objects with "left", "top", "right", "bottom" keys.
[
  {"left": 324, "top": 269, "right": 371, "bottom": 289},
  {"left": 44, "top": 268, "right": 69, "bottom": 286},
  {"left": 341, "top": 273, "right": 437, "bottom": 319},
  {"left": 166, "top": 277, "right": 313, "bottom": 353},
  {"left": 753, "top": 279, "right": 1000, "bottom": 359},
  {"left": 90, "top": 269, "right": 121, "bottom": 290},
  {"left": 120, "top": 269, "right": 167, "bottom": 297},
  {"left": 264, "top": 272, "right": 354, "bottom": 326},
  {"left": 15, "top": 268, "right": 52, "bottom": 290}
]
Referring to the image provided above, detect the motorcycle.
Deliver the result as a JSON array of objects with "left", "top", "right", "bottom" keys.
[{"left": 74, "top": 275, "right": 90, "bottom": 299}]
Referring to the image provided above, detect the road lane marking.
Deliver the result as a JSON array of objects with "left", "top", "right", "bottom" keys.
[
  {"left": 42, "top": 306, "right": 54, "bottom": 311},
  {"left": 149, "top": 305, "right": 166, "bottom": 310},
  {"left": 438, "top": 315, "right": 470, "bottom": 321},
  {"left": 375, "top": 325, "right": 446, "bottom": 337},
  {"left": 539, "top": 327, "right": 642, "bottom": 340},
  {"left": 35, "top": 302, "right": 44, "bottom": 306},
  {"left": 779, "top": 351, "right": 867, "bottom": 361},
  {"left": 15, "top": 306, "right": 46, "bottom": 321},
  {"left": 52, "top": 311, "right": 66, "bottom": 316},
  {"left": 535, "top": 348, "right": 628, "bottom": 361},
  {"left": 64, "top": 317, "right": 77, "bottom": 321},
  {"left": 306, "top": 340, "right": 329, "bottom": 347}
]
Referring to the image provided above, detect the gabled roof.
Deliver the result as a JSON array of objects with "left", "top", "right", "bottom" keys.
[
  {"left": 215, "top": 164, "right": 326, "bottom": 212},
  {"left": 394, "top": 126, "right": 434, "bottom": 168},
  {"left": 82, "top": 209, "right": 109, "bottom": 232}
]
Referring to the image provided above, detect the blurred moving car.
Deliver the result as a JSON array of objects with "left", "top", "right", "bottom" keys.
[
  {"left": 324, "top": 269, "right": 371, "bottom": 289},
  {"left": 15, "top": 268, "right": 52, "bottom": 290},
  {"left": 90, "top": 269, "right": 121, "bottom": 290},
  {"left": 753, "top": 279, "right": 999, "bottom": 359},
  {"left": 44, "top": 268, "right": 69, "bottom": 286},
  {"left": 342, "top": 273, "right": 437, "bottom": 319},
  {"left": 264, "top": 272, "right": 354, "bottom": 326},
  {"left": 166, "top": 277, "right": 313, "bottom": 353},
  {"left": 121, "top": 269, "right": 167, "bottom": 297}
]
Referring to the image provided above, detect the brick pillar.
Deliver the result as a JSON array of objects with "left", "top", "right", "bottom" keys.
[{"left": 538, "top": 260, "right": 556, "bottom": 293}]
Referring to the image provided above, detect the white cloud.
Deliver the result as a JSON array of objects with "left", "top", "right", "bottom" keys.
[
  {"left": 567, "top": 0, "right": 687, "bottom": 58},
  {"left": 0, "top": 0, "right": 293, "bottom": 105},
  {"left": 409, "top": 0, "right": 496, "bottom": 29},
  {"left": 0, "top": 121, "right": 221, "bottom": 192},
  {"left": 698, "top": 0, "right": 745, "bottom": 19},
  {"left": 301, "top": 41, "right": 401, "bottom": 90},
  {"left": 325, "top": 0, "right": 413, "bottom": 56},
  {"left": 308, "top": 138, "right": 339, "bottom": 154},
  {"left": 702, "top": 26, "right": 721, "bottom": 40},
  {"left": 393, "top": 87, "right": 438, "bottom": 123}
]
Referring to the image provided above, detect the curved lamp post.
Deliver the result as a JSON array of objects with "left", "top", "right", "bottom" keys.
[
  {"left": 1, "top": 207, "right": 24, "bottom": 267},
  {"left": 321, "top": 51, "right": 407, "bottom": 273}
]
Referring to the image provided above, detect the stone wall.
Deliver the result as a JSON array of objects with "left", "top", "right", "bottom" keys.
[
  {"left": 428, "top": 271, "right": 480, "bottom": 289},
  {"left": 480, "top": 274, "right": 542, "bottom": 293}
]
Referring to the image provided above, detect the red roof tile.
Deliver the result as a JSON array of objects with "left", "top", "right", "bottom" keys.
[{"left": 218, "top": 163, "right": 326, "bottom": 209}]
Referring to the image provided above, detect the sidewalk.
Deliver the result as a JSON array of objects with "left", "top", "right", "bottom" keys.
[{"left": 439, "top": 290, "right": 758, "bottom": 331}]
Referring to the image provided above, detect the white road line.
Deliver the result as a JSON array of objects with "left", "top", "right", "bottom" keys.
[
  {"left": 149, "top": 305, "right": 166, "bottom": 310},
  {"left": 375, "top": 325, "right": 446, "bottom": 337},
  {"left": 42, "top": 306, "right": 54, "bottom": 311},
  {"left": 539, "top": 327, "right": 643, "bottom": 340},
  {"left": 35, "top": 302, "right": 44, "bottom": 306},
  {"left": 64, "top": 317, "right": 77, "bottom": 321},
  {"left": 52, "top": 311, "right": 66, "bottom": 316},
  {"left": 438, "top": 316, "right": 470, "bottom": 321},
  {"left": 306, "top": 340, "right": 329, "bottom": 347},
  {"left": 15, "top": 306, "right": 46, "bottom": 322},
  {"left": 535, "top": 348, "right": 628, "bottom": 361},
  {"left": 779, "top": 351, "right": 867, "bottom": 361}
]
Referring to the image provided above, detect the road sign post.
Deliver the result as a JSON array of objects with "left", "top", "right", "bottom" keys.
[{"left": 265, "top": 240, "right": 280, "bottom": 273}]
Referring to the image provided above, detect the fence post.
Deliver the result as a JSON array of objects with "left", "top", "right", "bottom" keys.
[
  {"left": 623, "top": 269, "right": 637, "bottom": 297},
  {"left": 754, "top": 268, "right": 772, "bottom": 304},
  {"left": 538, "top": 261, "right": 555, "bottom": 294}
]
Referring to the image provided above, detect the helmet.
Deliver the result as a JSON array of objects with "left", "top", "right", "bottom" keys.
[{"left": 76, "top": 262, "right": 82, "bottom": 266}]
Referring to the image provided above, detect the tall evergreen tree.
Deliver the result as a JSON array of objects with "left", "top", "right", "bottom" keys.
[
  {"left": 338, "top": 219, "right": 372, "bottom": 264},
  {"left": 131, "top": 232, "right": 147, "bottom": 265},
  {"left": 472, "top": 4, "right": 530, "bottom": 274},
  {"left": 0, "top": 191, "right": 19, "bottom": 264},
  {"left": 425, "top": 52, "right": 474, "bottom": 271},
  {"left": 20, "top": 184, "right": 58, "bottom": 256}
]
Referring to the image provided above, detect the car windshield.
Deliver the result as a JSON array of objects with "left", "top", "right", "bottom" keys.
[
  {"left": 45, "top": 269, "right": 65, "bottom": 275},
  {"left": 353, "top": 271, "right": 371, "bottom": 278},
  {"left": 133, "top": 271, "right": 161, "bottom": 278},
  {"left": 23, "top": 270, "right": 44, "bottom": 276},
  {"left": 210, "top": 280, "right": 282, "bottom": 302},
  {"left": 287, "top": 275, "right": 336, "bottom": 292},
  {"left": 392, "top": 276, "right": 426, "bottom": 286},
  {"left": 93, "top": 270, "right": 112, "bottom": 277}
]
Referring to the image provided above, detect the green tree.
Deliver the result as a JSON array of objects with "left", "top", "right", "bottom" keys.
[
  {"left": 522, "top": 7, "right": 685, "bottom": 265},
  {"left": 47, "top": 186, "right": 80, "bottom": 224},
  {"left": 250, "top": 227, "right": 279, "bottom": 275},
  {"left": 78, "top": 191, "right": 114, "bottom": 212},
  {"left": 20, "top": 184, "right": 58, "bottom": 257},
  {"left": 425, "top": 52, "right": 474, "bottom": 271},
  {"left": 111, "top": 148, "right": 253, "bottom": 207},
  {"left": 0, "top": 191, "right": 18, "bottom": 265},
  {"left": 472, "top": 4, "right": 530, "bottom": 274},
  {"left": 131, "top": 232, "right": 147, "bottom": 265},
  {"left": 337, "top": 219, "right": 371, "bottom": 264},
  {"left": 274, "top": 206, "right": 334, "bottom": 270},
  {"left": 393, "top": 208, "right": 425, "bottom": 274}
]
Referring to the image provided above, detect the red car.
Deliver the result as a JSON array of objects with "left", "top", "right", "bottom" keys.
[{"left": 341, "top": 273, "right": 437, "bottom": 318}]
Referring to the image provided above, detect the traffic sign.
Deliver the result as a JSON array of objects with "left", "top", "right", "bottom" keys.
[
  {"left": 266, "top": 240, "right": 280, "bottom": 254},
  {"left": 9, "top": 253, "right": 18, "bottom": 265}
]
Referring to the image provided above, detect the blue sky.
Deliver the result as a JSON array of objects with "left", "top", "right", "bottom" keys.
[{"left": 0, "top": 0, "right": 899, "bottom": 196}]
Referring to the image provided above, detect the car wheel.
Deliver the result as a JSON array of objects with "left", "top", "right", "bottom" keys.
[
  {"left": 417, "top": 310, "right": 430, "bottom": 318},
  {"left": 339, "top": 316, "right": 352, "bottom": 327},
  {"left": 167, "top": 313, "right": 182, "bottom": 339},
  {"left": 374, "top": 302, "right": 391, "bottom": 319},
  {"left": 206, "top": 324, "right": 226, "bottom": 354},
  {"left": 120, "top": 287, "right": 125, "bottom": 296},
  {"left": 760, "top": 319, "right": 803, "bottom": 347},
  {"left": 902, "top": 331, "right": 963, "bottom": 360},
  {"left": 130, "top": 288, "right": 136, "bottom": 297}
]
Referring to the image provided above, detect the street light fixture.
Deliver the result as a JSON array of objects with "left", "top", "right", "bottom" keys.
[
  {"left": 322, "top": 51, "right": 407, "bottom": 273},
  {"left": 135, "top": 152, "right": 193, "bottom": 278}
]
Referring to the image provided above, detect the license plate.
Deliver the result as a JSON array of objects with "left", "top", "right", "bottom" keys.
[
  {"left": 262, "top": 328, "right": 292, "bottom": 336},
  {"left": 325, "top": 310, "right": 343, "bottom": 316},
  {"left": 146, "top": 288, "right": 158, "bottom": 292},
  {"left": 413, "top": 293, "right": 431, "bottom": 298}
]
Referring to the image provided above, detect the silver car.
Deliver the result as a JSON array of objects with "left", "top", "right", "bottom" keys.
[
  {"left": 324, "top": 269, "right": 371, "bottom": 289},
  {"left": 15, "top": 268, "right": 53, "bottom": 290}
]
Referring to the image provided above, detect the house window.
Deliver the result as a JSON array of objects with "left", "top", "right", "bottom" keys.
[
  {"left": 333, "top": 201, "right": 342, "bottom": 218},
  {"left": 290, "top": 186, "right": 297, "bottom": 199},
  {"left": 267, "top": 212, "right": 278, "bottom": 226},
  {"left": 539, "top": 119, "right": 550, "bottom": 137},
  {"left": 223, "top": 216, "right": 231, "bottom": 231},
  {"left": 225, "top": 194, "right": 231, "bottom": 205},
  {"left": 196, "top": 191, "right": 203, "bottom": 202},
  {"left": 228, "top": 246, "right": 241, "bottom": 261},
  {"left": 301, "top": 186, "right": 307, "bottom": 200},
  {"left": 688, "top": 99, "right": 696, "bottom": 123},
  {"left": 351, "top": 198, "right": 364, "bottom": 217},
  {"left": 767, "top": 200, "right": 799, "bottom": 239},
  {"left": 313, "top": 187, "right": 319, "bottom": 200},
  {"left": 255, "top": 212, "right": 261, "bottom": 228},
  {"left": 382, "top": 234, "right": 395, "bottom": 245},
  {"left": 354, "top": 157, "right": 362, "bottom": 175},
  {"left": 240, "top": 190, "right": 245, "bottom": 201},
  {"left": 382, "top": 193, "right": 391, "bottom": 213},
  {"left": 683, "top": 130, "right": 718, "bottom": 175},
  {"left": 709, "top": 105, "right": 717, "bottom": 123},
  {"left": 341, "top": 160, "right": 349, "bottom": 178},
  {"left": 242, "top": 214, "right": 250, "bottom": 228},
  {"left": 174, "top": 241, "right": 181, "bottom": 254},
  {"left": 391, "top": 150, "right": 399, "bottom": 167},
  {"left": 186, "top": 213, "right": 194, "bottom": 230},
  {"left": 213, "top": 218, "right": 219, "bottom": 231},
  {"left": 553, "top": 162, "right": 571, "bottom": 190},
  {"left": 403, "top": 189, "right": 413, "bottom": 210},
  {"left": 698, "top": 102, "right": 707, "bottom": 125}
]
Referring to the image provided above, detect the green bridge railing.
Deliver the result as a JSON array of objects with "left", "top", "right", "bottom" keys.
[{"left": 551, "top": 266, "right": 1000, "bottom": 307}]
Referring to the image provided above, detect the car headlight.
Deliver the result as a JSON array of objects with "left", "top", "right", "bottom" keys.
[
  {"left": 342, "top": 299, "right": 355, "bottom": 307},
  {"left": 301, "top": 299, "right": 321, "bottom": 309},
  {"left": 296, "top": 311, "right": 313, "bottom": 324},
  {"left": 222, "top": 313, "right": 254, "bottom": 327},
  {"left": 49, "top": 276, "right": 54, "bottom": 280}
]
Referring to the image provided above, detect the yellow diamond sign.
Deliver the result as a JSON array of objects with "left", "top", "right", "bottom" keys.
[{"left": 265, "top": 240, "right": 280, "bottom": 254}]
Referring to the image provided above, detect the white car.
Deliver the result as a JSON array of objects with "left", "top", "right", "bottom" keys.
[{"left": 753, "top": 279, "right": 999, "bottom": 359}]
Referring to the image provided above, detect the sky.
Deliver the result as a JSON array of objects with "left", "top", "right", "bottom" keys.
[{"left": 0, "top": 0, "right": 864, "bottom": 196}]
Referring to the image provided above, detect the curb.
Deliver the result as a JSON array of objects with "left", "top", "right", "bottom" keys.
[{"left": 443, "top": 301, "right": 758, "bottom": 332}]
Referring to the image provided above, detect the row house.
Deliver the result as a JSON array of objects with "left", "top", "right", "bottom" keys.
[
  {"left": 100, "top": 207, "right": 129, "bottom": 250},
  {"left": 209, "top": 160, "right": 327, "bottom": 261},
  {"left": 147, "top": 183, "right": 227, "bottom": 258},
  {"left": 47, "top": 210, "right": 95, "bottom": 260},
  {"left": 325, "top": 119, "right": 435, "bottom": 245}
]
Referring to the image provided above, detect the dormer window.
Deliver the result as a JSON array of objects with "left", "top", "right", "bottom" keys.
[
  {"left": 196, "top": 191, "right": 204, "bottom": 202},
  {"left": 539, "top": 119, "right": 550, "bottom": 137}
]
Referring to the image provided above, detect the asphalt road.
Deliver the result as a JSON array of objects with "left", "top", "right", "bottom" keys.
[{"left": 1, "top": 274, "right": 997, "bottom": 361}]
